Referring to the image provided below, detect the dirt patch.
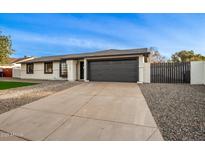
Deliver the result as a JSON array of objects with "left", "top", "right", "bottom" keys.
[
  {"left": 139, "top": 83, "right": 205, "bottom": 141},
  {"left": 0, "top": 80, "right": 81, "bottom": 114}
]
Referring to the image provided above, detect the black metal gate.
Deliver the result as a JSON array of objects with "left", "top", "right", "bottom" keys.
[{"left": 151, "top": 62, "right": 190, "bottom": 83}]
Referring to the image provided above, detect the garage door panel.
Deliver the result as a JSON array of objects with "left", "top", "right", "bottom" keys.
[{"left": 88, "top": 59, "right": 139, "bottom": 82}]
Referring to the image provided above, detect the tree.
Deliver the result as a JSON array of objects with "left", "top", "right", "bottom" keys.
[
  {"left": 171, "top": 50, "right": 205, "bottom": 62},
  {"left": 149, "top": 47, "right": 166, "bottom": 63},
  {"left": 0, "top": 31, "right": 15, "bottom": 64}
]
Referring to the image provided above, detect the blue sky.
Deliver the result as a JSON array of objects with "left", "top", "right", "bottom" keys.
[{"left": 0, "top": 13, "right": 205, "bottom": 58}]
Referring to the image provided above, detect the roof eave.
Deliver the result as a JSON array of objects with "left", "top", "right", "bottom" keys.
[
  {"left": 21, "top": 50, "right": 150, "bottom": 64},
  {"left": 62, "top": 52, "right": 151, "bottom": 60}
]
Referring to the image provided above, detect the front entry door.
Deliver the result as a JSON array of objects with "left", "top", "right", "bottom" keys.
[{"left": 80, "top": 61, "right": 84, "bottom": 80}]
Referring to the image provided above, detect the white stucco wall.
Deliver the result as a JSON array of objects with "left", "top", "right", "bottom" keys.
[
  {"left": 67, "top": 60, "right": 77, "bottom": 81},
  {"left": 191, "top": 61, "right": 205, "bottom": 85},
  {"left": 21, "top": 62, "right": 66, "bottom": 80},
  {"left": 143, "top": 63, "right": 150, "bottom": 83},
  {"left": 138, "top": 56, "right": 144, "bottom": 83},
  {"left": 12, "top": 64, "right": 21, "bottom": 78},
  {"left": 84, "top": 58, "right": 88, "bottom": 82},
  {"left": 13, "top": 67, "right": 21, "bottom": 78},
  {"left": 204, "top": 62, "right": 205, "bottom": 84}
]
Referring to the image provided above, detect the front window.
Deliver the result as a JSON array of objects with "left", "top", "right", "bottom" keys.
[
  {"left": 60, "top": 61, "right": 67, "bottom": 77},
  {"left": 26, "top": 63, "right": 34, "bottom": 74},
  {"left": 44, "top": 62, "right": 53, "bottom": 74}
]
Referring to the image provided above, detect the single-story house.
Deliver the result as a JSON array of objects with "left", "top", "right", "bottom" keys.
[{"left": 20, "top": 48, "right": 151, "bottom": 82}]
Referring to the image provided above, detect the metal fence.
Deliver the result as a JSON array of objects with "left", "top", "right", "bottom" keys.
[{"left": 151, "top": 62, "right": 190, "bottom": 83}]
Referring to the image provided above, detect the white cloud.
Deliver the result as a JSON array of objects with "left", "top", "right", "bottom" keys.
[{"left": 2, "top": 27, "right": 128, "bottom": 50}]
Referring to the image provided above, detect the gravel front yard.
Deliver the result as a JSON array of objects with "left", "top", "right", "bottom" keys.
[
  {"left": 0, "top": 79, "right": 81, "bottom": 114},
  {"left": 139, "top": 84, "right": 205, "bottom": 141}
]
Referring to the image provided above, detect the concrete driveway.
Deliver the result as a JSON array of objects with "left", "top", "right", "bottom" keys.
[{"left": 0, "top": 82, "right": 163, "bottom": 141}]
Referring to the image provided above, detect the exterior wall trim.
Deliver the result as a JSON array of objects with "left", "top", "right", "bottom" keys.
[{"left": 138, "top": 56, "right": 144, "bottom": 83}]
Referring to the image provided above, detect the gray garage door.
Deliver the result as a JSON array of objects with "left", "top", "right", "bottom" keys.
[{"left": 88, "top": 58, "right": 139, "bottom": 82}]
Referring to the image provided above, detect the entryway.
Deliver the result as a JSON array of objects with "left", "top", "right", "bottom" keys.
[{"left": 80, "top": 61, "right": 84, "bottom": 80}]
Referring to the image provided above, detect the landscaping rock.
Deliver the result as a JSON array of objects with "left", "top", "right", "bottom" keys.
[{"left": 139, "top": 83, "right": 205, "bottom": 141}]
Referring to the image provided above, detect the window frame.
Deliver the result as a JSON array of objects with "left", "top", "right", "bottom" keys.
[
  {"left": 59, "top": 60, "right": 67, "bottom": 78},
  {"left": 44, "top": 62, "right": 53, "bottom": 74},
  {"left": 26, "top": 63, "right": 34, "bottom": 74}
]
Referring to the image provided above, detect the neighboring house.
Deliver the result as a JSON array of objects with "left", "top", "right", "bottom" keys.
[
  {"left": 0, "top": 57, "right": 35, "bottom": 78},
  {"left": 20, "top": 48, "right": 151, "bottom": 82},
  {"left": 0, "top": 68, "right": 3, "bottom": 77}
]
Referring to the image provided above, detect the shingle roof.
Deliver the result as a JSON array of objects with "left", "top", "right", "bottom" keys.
[
  {"left": 7, "top": 57, "right": 35, "bottom": 64},
  {"left": 22, "top": 48, "right": 150, "bottom": 63}
]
